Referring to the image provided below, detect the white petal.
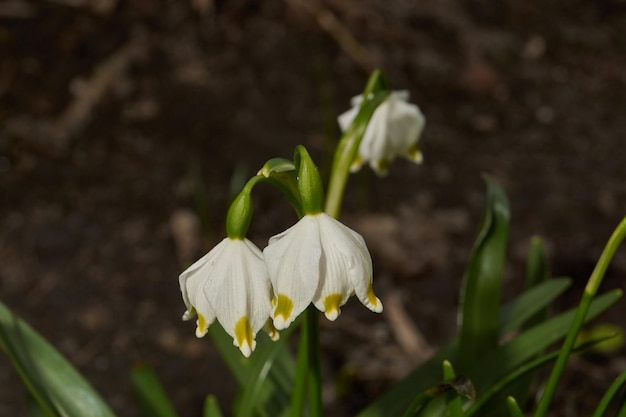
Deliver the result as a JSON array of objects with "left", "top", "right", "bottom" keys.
[
  {"left": 264, "top": 216, "right": 322, "bottom": 330},
  {"left": 336, "top": 220, "right": 382, "bottom": 314},
  {"left": 205, "top": 239, "right": 271, "bottom": 354},
  {"left": 392, "top": 90, "right": 410, "bottom": 102},
  {"left": 183, "top": 268, "right": 216, "bottom": 337},
  {"left": 178, "top": 239, "right": 231, "bottom": 336},
  {"left": 178, "top": 240, "right": 226, "bottom": 316},
  {"left": 350, "top": 94, "right": 364, "bottom": 107},
  {"left": 312, "top": 214, "right": 359, "bottom": 320},
  {"left": 337, "top": 106, "right": 358, "bottom": 132},
  {"left": 387, "top": 99, "right": 425, "bottom": 155},
  {"left": 338, "top": 89, "right": 425, "bottom": 175}
]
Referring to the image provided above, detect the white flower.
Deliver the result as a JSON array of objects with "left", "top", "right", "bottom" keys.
[
  {"left": 263, "top": 212, "right": 383, "bottom": 330},
  {"left": 179, "top": 237, "right": 272, "bottom": 357},
  {"left": 338, "top": 90, "right": 425, "bottom": 175}
]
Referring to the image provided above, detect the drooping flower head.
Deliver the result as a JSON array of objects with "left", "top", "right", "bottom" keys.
[
  {"left": 179, "top": 179, "right": 273, "bottom": 357},
  {"left": 263, "top": 146, "right": 383, "bottom": 330},
  {"left": 338, "top": 90, "right": 425, "bottom": 175},
  {"left": 264, "top": 212, "right": 382, "bottom": 330},
  {"left": 179, "top": 237, "right": 272, "bottom": 357}
]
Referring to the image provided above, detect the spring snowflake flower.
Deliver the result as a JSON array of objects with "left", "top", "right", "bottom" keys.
[
  {"left": 179, "top": 237, "right": 272, "bottom": 357},
  {"left": 338, "top": 90, "right": 425, "bottom": 175},
  {"left": 263, "top": 212, "right": 383, "bottom": 330}
]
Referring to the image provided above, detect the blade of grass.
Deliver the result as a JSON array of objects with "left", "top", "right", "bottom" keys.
[
  {"left": 0, "top": 301, "right": 117, "bottom": 417},
  {"left": 534, "top": 216, "right": 626, "bottom": 417},
  {"left": 458, "top": 176, "right": 510, "bottom": 372},
  {"left": 130, "top": 363, "right": 179, "bottom": 417}
]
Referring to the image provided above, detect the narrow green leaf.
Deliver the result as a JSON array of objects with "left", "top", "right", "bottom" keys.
[
  {"left": 617, "top": 398, "right": 626, "bottom": 417},
  {"left": 458, "top": 177, "right": 510, "bottom": 372},
  {"left": 442, "top": 361, "right": 463, "bottom": 417},
  {"left": 356, "top": 343, "right": 457, "bottom": 417},
  {"left": 402, "top": 376, "right": 474, "bottom": 417},
  {"left": 499, "top": 278, "right": 571, "bottom": 335},
  {"left": 236, "top": 328, "right": 294, "bottom": 417},
  {"left": 471, "top": 289, "right": 622, "bottom": 390},
  {"left": 357, "top": 279, "right": 587, "bottom": 417},
  {"left": 591, "top": 369, "right": 626, "bottom": 417},
  {"left": 188, "top": 159, "right": 212, "bottom": 237},
  {"left": 130, "top": 363, "right": 179, "bottom": 417},
  {"left": 0, "top": 301, "right": 117, "bottom": 417},
  {"left": 524, "top": 236, "right": 551, "bottom": 328},
  {"left": 466, "top": 336, "right": 614, "bottom": 417},
  {"left": 526, "top": 237, "right": 550, "bottom": 289},
  {"left": 203, "top": 395, "right": 224, "bottom": 417},
  {"left": 535, "top": 216, "right": 626, "bottom": 417},
  {"left": 208, "top": 323, "right": 295, "bottom": 417},
  {"left": 506, "top": 397, "right": 524, "bottom": 417},
  {"left": 26, "top": 394, "right": 51, "bottom": 417}
]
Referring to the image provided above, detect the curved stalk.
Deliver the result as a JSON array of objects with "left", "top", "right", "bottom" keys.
[{"left": 534, "top": 216, "right": 626, "bottom": 417}]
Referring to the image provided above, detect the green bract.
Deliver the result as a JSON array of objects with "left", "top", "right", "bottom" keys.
[{"left": 294, "top": 145, "right": 324, "bottom": 216}]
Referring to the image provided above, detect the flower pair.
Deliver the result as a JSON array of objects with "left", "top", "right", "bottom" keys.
[{"left": 179, "top": 212, "right": 382, "bottom": 357}]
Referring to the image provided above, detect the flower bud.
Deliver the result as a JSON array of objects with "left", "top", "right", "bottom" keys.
[{"left": 294, "top": 145, "right": 324, "bottom": 215}]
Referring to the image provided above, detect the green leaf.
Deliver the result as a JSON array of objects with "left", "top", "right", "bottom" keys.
[
  {"left": 499, "top": 278, "right": 571, "bottom": 335},
  {"left": 27, "top": 394, "right": 50, "bottom": 417},
  {"left": 0, "top": 300, "right": 117, "bottom": 417},
  {"left": 236, "top": 330, "right": 294, "bottom": 417},
  {"left": 506, "top": 397, "right": 524, "bottom": 417},
  {"left": 458, "top": 177, "right": 510, "bottom": 372},
  {"left": 208, "top": 323, "right": 295, "bottom": 417},
  {"left": 591, "top": 367, "right": 626, "bottom": 417},
  {"left": 130, "top": 363, "right": 179, "bottom": 417},
  {"left": 203, "top": 395, "right": 224, "bottom": 417},
  {"left": 402, "top": 376, "right": 474, "bottom": 417},
  {"left": 471, "top": 289, "right": 622, "bottom": 390},
  {"left": 492, "top": 240, "right": 556, "bottom": 416},
  {"left": 356, "top": 343, "right": 457, "bottom": 417},
  {"left": 442, "top": 361, "right": 463, "bottom": 417},
  {"left": 525, "top": 237, "right": 550, "bottom": 290},
  {"left": 466, "top": 335, "right": 615, "bottom": 417},
  {"left": 524, "top": 236, "right": 551, "bottom": 328},
  {"left": 357, "top": 288, "right": 620, "bottom": 417},
  {"left": 535, "top": 216, "right": 626, "bottom": 417}
]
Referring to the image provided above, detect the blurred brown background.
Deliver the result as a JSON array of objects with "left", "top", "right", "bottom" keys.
[{"left": 1, "top": 0, "right": 625, "bottom": 416}]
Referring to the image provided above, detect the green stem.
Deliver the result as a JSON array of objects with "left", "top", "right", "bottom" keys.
[
  {"left": 534, "top": 216, "right": 626, "bottom": 417},
  {"left": 324, "top": 137, "right": 352, "bottom": 218},
  {"left": 324, "top": 70, "right": 388, "bottom": 218},
  {"left": 307, "top": 306, "right": 323, "bottom": 417},
  {"left": 289, "top": 317, "right": 309, "bottom": 417},
  {"left": 289, "top": 307, "right": 323, "bottom": 417}
]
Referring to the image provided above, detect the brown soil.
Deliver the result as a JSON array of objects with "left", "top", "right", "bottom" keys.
[{"left": 1, "top": 1, "right": 625, "bottom": 416}]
